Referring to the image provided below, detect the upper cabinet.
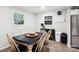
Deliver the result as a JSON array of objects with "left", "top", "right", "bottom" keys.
[{"left": 71, "top": 9, "right": 79, "bottom": 15}]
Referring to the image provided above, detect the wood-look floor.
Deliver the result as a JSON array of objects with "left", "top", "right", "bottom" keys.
[
  {"left": 0, "top": 40, "right": 79, "bottom": 52},
  {"left": 48, "top": 40, "right": 79, "bottom": 52}
]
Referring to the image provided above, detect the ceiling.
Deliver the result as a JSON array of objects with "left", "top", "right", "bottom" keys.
[{"left": 15, "top": 6, "right": 70, "bottom": 14}]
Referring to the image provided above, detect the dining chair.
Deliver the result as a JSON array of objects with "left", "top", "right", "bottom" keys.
[
  {"left": 35, "top": 32, "right": 48, "bottom": 52},
  {"left": 45, "top": 30, "right": 52, "bottom": 44},
  {"left": 14, "top": 40, "right": 28, "bottom": 52},
  {"left": 43, "top": 30, "right": 52, "bottom": 52},
  {"left": 6, "top": 33, "right": 20, "bottom": 52}
]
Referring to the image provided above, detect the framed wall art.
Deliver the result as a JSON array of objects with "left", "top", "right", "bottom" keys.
[{"left": 13, "top": 13, "right": 24, "bottom": 25}]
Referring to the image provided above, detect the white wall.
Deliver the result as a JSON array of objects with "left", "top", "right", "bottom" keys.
[
  {"left": 0, "top": 7, "right": 35, "bottom": 50},
  {"left": 35, "top": 9, "right": 67, "bottom": 42}
]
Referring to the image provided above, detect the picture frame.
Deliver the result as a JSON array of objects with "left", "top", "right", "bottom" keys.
[
  {"left": 13, "top": 13, "right": 24, "bottom": 25},
  {"left": 12, "top": 12, "right": 25, "bottom": 27}
]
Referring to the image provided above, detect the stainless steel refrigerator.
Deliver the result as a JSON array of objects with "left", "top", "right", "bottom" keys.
[{"left": 71, "top": 15, "right": 79, "bottom": 48}]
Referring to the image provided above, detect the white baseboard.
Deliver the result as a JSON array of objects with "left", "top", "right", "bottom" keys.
[
  {"left": 0, "top": 45, "right": 10, "bottom": 51},
  {"left": 67, "top": 44, "right": 71, "bottom": 48}
]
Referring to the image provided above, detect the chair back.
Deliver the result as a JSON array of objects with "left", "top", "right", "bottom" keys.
[
  {"left": 45, "top": 30, "right": 52, "bottom": 42},
  {"left": 6, "top": 33, "right": 20, "bottom": 52},
  {"left": 35, "top": 32, "right": 48, "bottom": 52}
]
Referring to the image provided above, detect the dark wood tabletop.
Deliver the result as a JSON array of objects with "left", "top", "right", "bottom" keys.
[{"left": 13, "top": 32, "right": 42, "bottom": 45}]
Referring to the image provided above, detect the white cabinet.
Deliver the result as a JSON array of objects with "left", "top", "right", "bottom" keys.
[{"left": 71, "top": 9, "right": 79, "bottom": 15}]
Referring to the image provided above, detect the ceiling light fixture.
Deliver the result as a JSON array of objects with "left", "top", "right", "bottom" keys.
[{"left": 41, "top": 6, "right": 45, "bottom": 10}]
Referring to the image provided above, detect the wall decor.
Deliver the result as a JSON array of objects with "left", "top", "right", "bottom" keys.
[
  {"left": 57, "top": 11, "right": 62, "bottom": 15},
  {"left": 13, "top": 13, "right": 24, "bottom": 25},
  {"left": 44, "top": 16, "right": 52, "bottom": 25},
  {"left": 53, "top": 10, "right": 65, "bottom": 23}
]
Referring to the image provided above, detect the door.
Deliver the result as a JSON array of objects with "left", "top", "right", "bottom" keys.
[{"left": 71, "top": 15, "right": 77, "bottom": 47}]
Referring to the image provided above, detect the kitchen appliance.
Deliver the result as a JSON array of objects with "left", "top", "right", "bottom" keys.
[{"left": 71, "top": 15, "right": 79, "bottom": 48}]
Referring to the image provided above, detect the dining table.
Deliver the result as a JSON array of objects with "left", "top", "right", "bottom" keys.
[{"left": 13, "top": 32, "right": 43, "bottom": 52}]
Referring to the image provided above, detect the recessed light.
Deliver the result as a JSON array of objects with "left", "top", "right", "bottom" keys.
[{"left": 41, "top": 6, "right": 45, "bottom": 10}]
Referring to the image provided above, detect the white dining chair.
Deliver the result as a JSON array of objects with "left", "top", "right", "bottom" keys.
[
  {"left": 35, "top": 32, "right": 48, "bottom": 52},
  {"left": 45, "top": 30, "right": 52, "bottom": 44},
  {"left": 6, "top": 33, "right": 20, "bottom": 52},
  {"left": 43, "top": 30, "right": 52, "bottom": 52}
]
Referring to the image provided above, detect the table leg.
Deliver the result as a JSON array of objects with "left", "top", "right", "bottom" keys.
[{"left": 27, "top": 45, "right": 33, "bottom": 52}]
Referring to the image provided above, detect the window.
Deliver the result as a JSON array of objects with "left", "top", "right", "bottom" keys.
[{"left": 44, "top": 16, "right": 52, "bottom": 25}]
